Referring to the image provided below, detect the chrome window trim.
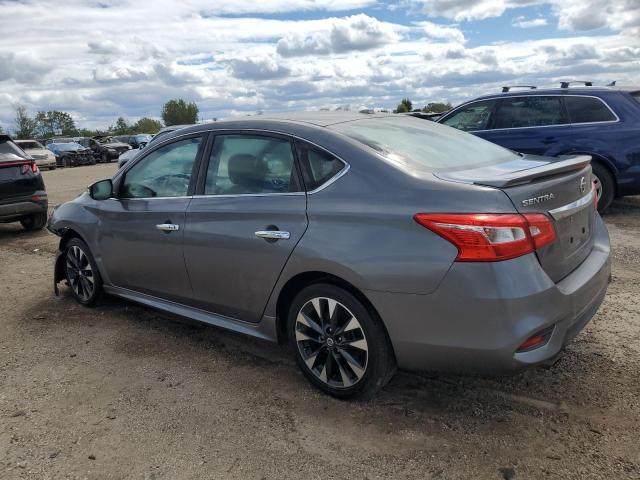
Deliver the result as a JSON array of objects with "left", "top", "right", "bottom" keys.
[
  {"left": 442, "top": 94, "right": 620, "bottom": 133},
  {"left": 195, "top": 128, "right": 350, "bottom": 198},
  {"left": 113, "top": 128, "right": 350, "bottom": 198},
  {"left": 548, "top": 188, "right": 595, "bottom": 220}
]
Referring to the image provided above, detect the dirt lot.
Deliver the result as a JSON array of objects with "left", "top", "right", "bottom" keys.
[{"left": 1, "top": 163, "right": 638, "bottom": 479}]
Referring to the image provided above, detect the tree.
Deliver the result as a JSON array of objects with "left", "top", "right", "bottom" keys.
[
  {"left": 14, "top": 104, "right": 37, "bottom": 139},
  {"left": 395, "top": 98, "right": 413, "bottom": 113},
  {"left": 134, "top": 117, "right": 163, "bottom": 133},
  {"left": 422, "top": 102, "right": 453, "bottom": 114},
  {"left": 161, "top": 99, "right": 198, "bottom": 126},
  {"left": 112, "top": 116, "right": 131, "bottom": 135},
  {"left": 34, "top": 110, "right": 77, "bottom": 138}
]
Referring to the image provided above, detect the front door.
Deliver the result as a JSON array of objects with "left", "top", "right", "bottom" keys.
[
  {"left": 183, "top": 133, "right": 308, "bottom": 322},
  {"left": 95, "top": 135, "right": 205, "bottom": 303}
]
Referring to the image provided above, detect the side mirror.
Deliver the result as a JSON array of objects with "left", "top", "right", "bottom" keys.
[
  {"left": 89, "top": 179, "right": 113, "bottom": 200},
  {"left": 139, "top": 142, "right": 147, "bottom": 150}
]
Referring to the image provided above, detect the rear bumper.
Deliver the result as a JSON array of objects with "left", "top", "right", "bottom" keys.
[
  {"left": 366, "top": 214, "right": 611, "bottom": 374},
  {"left": 0, "top": 196, "right": 48, "bottom": 222}
]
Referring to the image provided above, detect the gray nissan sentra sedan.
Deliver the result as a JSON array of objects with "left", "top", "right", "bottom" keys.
[{"left": 47, "top": 112, "right": 611, "bottom": 398}]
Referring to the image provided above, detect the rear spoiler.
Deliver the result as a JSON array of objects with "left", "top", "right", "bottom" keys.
[{"left": 472, "top": 155, "right": 592, "bottom": 188}]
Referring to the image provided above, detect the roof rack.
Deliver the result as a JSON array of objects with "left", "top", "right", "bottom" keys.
[
  {"left": 560, "top": 81, "right": 593, "bottom": 88},
  {"left": 502, "top": 85, "right": 537, "bottom": 93}
]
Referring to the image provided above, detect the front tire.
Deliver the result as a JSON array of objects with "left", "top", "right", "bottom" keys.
[
  {"left": 288, "top": 283, "right": 396, "bottom": 399},
  {"left": 592, "top": 162, "right": 615, "bottom": 213},
  {"left": 64, "top": 238, "right": 103, "bottom": 306},
  {"left": 20, "top": 213, "right": 47, "bottom": 231}
]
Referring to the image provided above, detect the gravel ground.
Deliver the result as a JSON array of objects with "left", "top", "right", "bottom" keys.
[{"left": 0, "top": 163, "right": 638, "bottom": 479}]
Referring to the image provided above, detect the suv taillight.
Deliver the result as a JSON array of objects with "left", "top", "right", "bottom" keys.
[
  {"left": 414, "top": 213, "right": 556, "bottom": 262},
  {"left": 20, "top": 162, "right": 38, "bottom": 174}
]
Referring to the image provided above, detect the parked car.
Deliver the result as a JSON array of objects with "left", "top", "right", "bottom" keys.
[
  {"left": 437, "top": 83, "right": 640, "bottom": 211},
  {"left": 76, "top": 137, "right": 131, "bottom": 163},
  {"left": 47, "top": 142, "right": 95, "bottom": 167},
  {"left": 48, "top": 113, "right": 610, "bottom": 398},
  {"left": 14, "top": 139, "right": 57, "bottom": 170},
  {"left": 0, "top": 135, "right": 48, "bottom": 230},
  {"left": 113, "top": 134, "right": 153, "bottom": 149},
  {"left": 117, "top": 126, "right": 189, "bottom": 169}
]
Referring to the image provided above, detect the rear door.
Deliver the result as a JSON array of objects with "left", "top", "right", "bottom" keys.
[
  {"left": 95, "top": 134, "right": 205, "bottom": 303},
  {"left": 183, "top": 132, "right": 307, "bottom": 322},
  {"left": 480, "top": 95, "right": 572, "bottom": 156}
]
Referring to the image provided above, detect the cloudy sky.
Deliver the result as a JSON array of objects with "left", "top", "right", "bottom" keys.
[{"left": 1, "top": 0, "right": 638, "bottom": 131}]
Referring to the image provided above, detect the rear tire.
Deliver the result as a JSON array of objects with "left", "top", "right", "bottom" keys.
[
  {"left": 288, "top": 283, "right": 396, "bottom": 399},
  {"left": 592, "top": 162, "right": 615, "bottom": 213},
  {"left": 20, "top": 213, "right": 47, "bottom": 231},
  {"left": 63, "top": 238, "right": 103, "bottom": 307}
]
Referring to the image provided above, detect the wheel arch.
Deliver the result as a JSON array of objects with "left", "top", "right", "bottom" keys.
[{"left": 274, "top": 271, "right": 395, "bottom": 359}]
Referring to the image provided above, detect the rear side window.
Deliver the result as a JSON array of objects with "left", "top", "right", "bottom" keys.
[
  {"left": 564, "top": 96, "right": 617, "bottom": 123},
  {"left": 494, "top": 96, "right": 564, "bottom": 129},
  {"left": 441, "top": 99, "right": 496, "bottom": 132},
  {"left": 205, "top": 135, "right": 299, "bottom": 195},
  {"left": 298, "top": 145, "right": 344, "bottom": 191}
]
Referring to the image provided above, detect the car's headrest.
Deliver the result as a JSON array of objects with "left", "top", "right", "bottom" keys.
[{"left": 228, "top": 154, "right": 266, "bottom": 188}]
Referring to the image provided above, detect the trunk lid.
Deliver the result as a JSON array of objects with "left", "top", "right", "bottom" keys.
[{"left": 435, "top": 154, "right": 596, "bottom": 282}]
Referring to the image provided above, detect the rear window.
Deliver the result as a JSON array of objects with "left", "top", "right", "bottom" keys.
[
  {"left": 329, "top": 116, "right": 517, "bottom": 171},
  {"left": 565, "top": 96, "right": 617, "bottom": 123},
  {"left": 0, "top": 140, "right": 27, "bottom": 161},
  {"left": 16, "top": 141, "right": 43, "bottom": 149}
]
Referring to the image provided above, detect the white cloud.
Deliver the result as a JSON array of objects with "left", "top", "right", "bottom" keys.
[
  {"left": 277, "top": 14, "right": 400, "bottom": 57},
  {"left": 228, "top": 56, "right": 291, "bottom": 80},
  {"left": 0, "top": 52, "right": 52, "bottom": 84},
  {"left": 512, "top": 16, "right": 548, "bottom": 28},
  {"left": 414, "top": 21, "right": 466, "bottom": 42}
]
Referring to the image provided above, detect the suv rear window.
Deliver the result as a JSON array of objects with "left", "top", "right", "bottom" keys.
[
  {"left": 564, "top": 96, "right": 616, "bottom": 123},
  {"left": 0, "top": 140, "right": 27, "bottom": 161},
  {"left": 330, "top": 116, "right": 516, "bottom": 171}
]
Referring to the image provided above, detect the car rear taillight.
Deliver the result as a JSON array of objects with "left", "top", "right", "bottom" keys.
[
  {"left": 20, "top": 162, "right": 38, "bottom": 174},
  {"left": 413, "top": 213, "right": 556, "bottom": 262}
]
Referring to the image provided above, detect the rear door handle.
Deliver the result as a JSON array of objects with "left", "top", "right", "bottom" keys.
[
  {"left": 156, "top": 223, "right": 180, "bottom": 232},
  {"left": 255, "top": 230, "right": 290, "bottom": 240},
  {"left": 541, "top": 137, "right": 557, "bottom": 145}
]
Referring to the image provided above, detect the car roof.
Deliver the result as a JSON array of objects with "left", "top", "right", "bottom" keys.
[
  {"left": 164, "top": 112, "right": 396, "bottom": 138},
  {"left": 473, "top": 86, "right": 639, "bottom": 101}
]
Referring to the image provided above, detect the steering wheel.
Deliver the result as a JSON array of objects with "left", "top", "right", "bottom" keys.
[{"left": 152, "top": 173, "right": 190, "bottom": 196}]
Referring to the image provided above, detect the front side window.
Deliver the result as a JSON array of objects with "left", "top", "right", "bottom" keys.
[
  {"left": 205, "top": 135, "right": 298, "bottom": 195},
  {"left": 565, "top": 96, "right": 617, "bottom": 123},
  {"left": 441, "top": 100, "right": 496, "bottom": 132},
  {"left": 120, "top": 137, "right": 201, "bottom": 198},
  {"left": 494, "top": 96, "right": 564, "bottom": 129}
]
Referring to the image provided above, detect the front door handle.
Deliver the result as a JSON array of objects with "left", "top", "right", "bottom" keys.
[
  {"left": 255, "top": 230, "right": 290, "bottom": 240},
  {"left": 541, "top": 137, "right": 557, "bottom": 145},
  {"left": 156, "top": 223, "right": 180, "bottom": 232}
]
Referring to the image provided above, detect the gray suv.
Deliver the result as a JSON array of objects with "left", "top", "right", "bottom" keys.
[{"left": 47, "top": 113, "right": 611, "bottom": 398}]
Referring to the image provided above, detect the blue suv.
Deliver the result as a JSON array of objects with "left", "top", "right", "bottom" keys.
[{"left": 437, "top": 84, "right": 640, "bottom": 211}]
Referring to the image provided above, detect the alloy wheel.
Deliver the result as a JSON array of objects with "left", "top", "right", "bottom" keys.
[
  {"left": 66, "top": 245, "right": 95, "bottom": 301},
  {"left": 593, "top": 174, "right": 602, "bottom": 201},
  {"left": 295, "top": 297, "right": 369, "bottom": 388}
]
